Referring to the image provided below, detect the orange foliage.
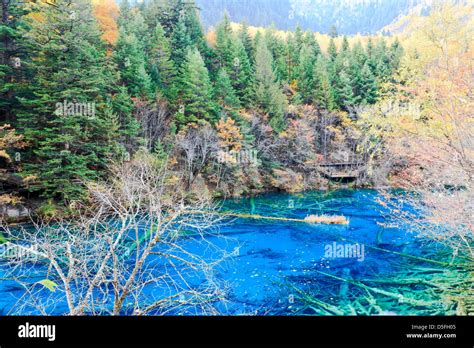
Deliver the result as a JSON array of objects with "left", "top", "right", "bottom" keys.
[
  {"left": 92, "top": 0, "right": 119, "bottom": 45},
  {"left": 0, "top": 125, "right": 26, "bottom": 162},
  {"left": 216, "top": 118, "right": 243, "bottom": 152}
]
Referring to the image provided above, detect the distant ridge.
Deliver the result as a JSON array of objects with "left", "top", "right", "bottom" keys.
[{"left": 195, "top": 0, "right": 434, "bottom": 35}]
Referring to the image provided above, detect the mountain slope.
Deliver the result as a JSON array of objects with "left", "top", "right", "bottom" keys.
[{"left": 195, "top": 0, "right": 434, "bottom": 34}]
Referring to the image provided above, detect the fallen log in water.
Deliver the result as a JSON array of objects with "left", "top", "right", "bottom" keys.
[{"left": 207, "top": 212, "right": 349, "bottom": 225}]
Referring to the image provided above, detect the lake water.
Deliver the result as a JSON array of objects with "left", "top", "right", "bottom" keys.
[{"left": 0, "top": 189, "right": 450, "bottom": 315}]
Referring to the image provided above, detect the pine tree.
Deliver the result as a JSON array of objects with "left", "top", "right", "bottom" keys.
[
  {"left": 351, "top": 41, "right": 367, "bottom": 67},
  {"left": 254, "top": 38, "right": 287, "bottom": 132},
  {"left": 0, "top": 0, "right": 29, "bottom": 124},
  {"left": 239, "top": 22, "right": 254, "bottom": 63},
  {"left": 341, "top": 36, "right": 350, "bottom": 53},
  {"left": 177, "top": 48, "right": 216, "bottom": 127},
  {"left": 214, "top": 68, "right": 240, "bottom": 109},
  {"left": 263, "top": 27, "right": 287, "bottom": 83},
  {"left": 294, "top": 25, "right": 305, "bottom": 53},
  {"left": 149, "top": 23, "right": 177, "bottom": 101},
  {"left": 117, "top": 0, "right": 131, "bottom": 27},
  {"left": 183, "top": 1, "right": 211, "bottom": 62},
  {"left": 16, "top": 0, "right": 123, "bottom": 201},
  {"left": 388, "top": 38, "right": 404, "bottom": 76},
  {"left": 313, "top": 56, "right": 335, "bottom": 111},
  {"left": 110, "top": 85, "right": 140, "bottom": 148},
  {"left": 328, "top": 37, "right": 338, "bottom": 62},
  {"left": 359, "top": 62, "right": 377, "bottom": 104},
  {"left": 114, "top": 27, "right": 153, "bottom": 98},
  {"left": 326, "top": 39, "right": 339, "bottom": 104},
  {"left": 337, "top": 70, "right": 356, "bottom": 109},
  {"left": 170, "top": 14, "right": 192, "bottom": 70},
  {"left": 366, "top": 37, "right": 378, "bottom": 75},
  {"left": 333, "top": 40, "right": 351, "bottom": 108},
  {"left": 286, "top": 32, "right": 299, "bottom": 82},
  {"left": 304, "top": 31, "right": 321, "bottom": 57},
  {"left": 348, "top": 41, "right": 369, "bottom": 104},
  {"left": 215, "top": 12, "right": 233, "bottom": 69},
  {"left": 297, "top": 45, "right": 316, "bottom": 104},
  {"left": 228, "top": 34, "right": 254, "bottom": 107}
]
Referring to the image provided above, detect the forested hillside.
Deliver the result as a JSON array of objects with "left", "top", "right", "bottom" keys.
[
  {"left": 196, "top": 0, "right": 432, "bottom": 34},
  {"left": 0, "top": 0, "right": 471, "bottom": 220},
  {"left": 1, "top": 0, "right": 403, "bottom": 214}
]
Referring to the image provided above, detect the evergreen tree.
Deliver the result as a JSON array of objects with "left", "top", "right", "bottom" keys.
[
  {"left": 183, "top": 1, "right": 211, "bottom": 62},
  {"left": 177, "top": 48, "right": 216, "bottom": 127},
  {"left": 341, "top": 36, "right": 350, "bottom": 53},
  {"left": 17, "top": 0, "right": 123, "bottom": 201},
  {"left": 366, "top": 37, "right": 378, "bottom": 75},
  {"left": 337, "top": 70, "right": 356, "bottom": 109},
  {"left": 297, "top": 45, "right": 316, "bottom": 104},
  {"left": 313, "top": 56, "right": 335, "bottom": 111},
  {"left": 351, "top": 41, "right": 367, "bottom": 67},
  {"left": 110, "top": 85, "right": 140, "bottom": 149},
  {"left": 304, "top": 31, "right": 321, "bottom": 57},
  {"left": 239, "top": 22, "right": 255, "bottom": 63},
  {"left": 254, "top": 38, "right": 287, "bottom": 132},
  {"left": 149, "top": 23, "right": 177, "bottom": 101},
  {"left": 359, "top": 62, "right": 377, "bottom": 104},
  {"left": 263, "top": 27, "right": 287, "bottom": 83},
  {"left": 215, "top": 12, "right": 234, "bottom": 69},
  {"left": 214, "top": 68, "right": 240, "bottom": 109},
  {"left": 294, "top": 25, "right": 305, "bottom": 53},
  {"left": 328, "top": 37, "right": 338, "bottom": 62},
  {"left": 286, "top": 32, "right": 299, "bottom": 82},
  {"left": 228, "top": 34, "right": 254, "bottom": 106},
  {"left": 114, "top": 27, "right": 153, "bottom": 98},
  {"left": 326, "top": 38, "right": 339, "bottom": 103},
  {"left": 0, "top": 0, "right": 29, "bottom": 124},
  {"left": 170, "top": 14, "right": 192, "bottom": 69},
  {"left": 388, "top": 38, "right": 404, "bottom": 75}
]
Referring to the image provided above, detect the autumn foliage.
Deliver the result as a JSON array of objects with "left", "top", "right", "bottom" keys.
[{"left": 91, "top": 0, "right": 119, "bottom": 45}]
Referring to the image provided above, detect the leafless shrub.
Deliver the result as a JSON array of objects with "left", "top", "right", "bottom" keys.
[
  {"left": 175, "top": 123, "right": 219, "bottom": 189},
  {"left": 134, "top": 98, "right": 172, "bottom": 151},
  {"left": 0, "top": 151, "right": 237, "bottom": 315}
]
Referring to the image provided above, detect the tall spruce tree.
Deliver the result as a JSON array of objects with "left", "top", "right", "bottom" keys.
[
  {"left": 228, "top": 34, "right": 254, "bottom": 106},
  {"left": 170, "top": 14, "right": 192, "bottom": 70},
  {"left": 304, "top": 31, "right": 321, "bottom": 57},
  {"left": 17, "top": 0, "right": 123, "bottom": 201},
  {"left": 239, "top": 22, "right": 255, "bottom": 63},
  {"left": 297, "top": 44, "right": 316, "bottom": 104},
  {"left": 177, "top": 48, "right": 216, "bottom": 127},
  {"left": 254, "top": 38, "right": 287, "bottom": 132},
  {"left": 328, "top": 37, "right": 338, "bottom": 62},
  {"left": 114, "top": 27, "right": 153, "bottom": 98},
  {"left": 214, "top": 68, "right": 240, "bottom": 109},
  {"left": 215, "top": 12, "right": 233, "bottom": 69},
  {"left": 149, "top": 23, "right": 177, "bottom": 101},
  {"left": 313, "top": 56, "right": 335, "bottom": 111},
  {"left": 359, "top": 62, "right": 378, "bottom": 104},
  {"left": 0, "top": 0, "right": 29, "bottom": 124}
]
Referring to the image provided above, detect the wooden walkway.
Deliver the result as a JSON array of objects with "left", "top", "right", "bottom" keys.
[{"left": 317, "top": 162, "right": 365, "bottom": 180}]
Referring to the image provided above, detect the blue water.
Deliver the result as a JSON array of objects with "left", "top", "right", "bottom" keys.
[{"left": 0, "top": 189, "right": 447, "bottom": 315}]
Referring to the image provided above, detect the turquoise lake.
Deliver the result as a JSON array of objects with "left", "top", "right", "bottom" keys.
[{"left": 0, "top": 189, "right": 449, "bottom": 315}]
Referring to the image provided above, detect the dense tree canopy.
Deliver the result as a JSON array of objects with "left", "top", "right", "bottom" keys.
[{"left": 1, "top": 0, "right": 404, "bottom": 204}]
